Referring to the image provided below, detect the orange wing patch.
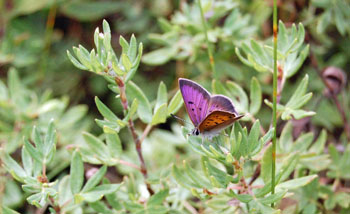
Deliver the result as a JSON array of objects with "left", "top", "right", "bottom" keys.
[{"left": 198, "top": 111, "right": 239, "bottom": 133}]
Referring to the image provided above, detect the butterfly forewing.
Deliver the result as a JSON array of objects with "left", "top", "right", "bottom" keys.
[
  {"left": 179, "top": 78, "right": 211, "bottom": 126},
  {"left": 198, "top": 111, "right": 242, "bottom": 133}
]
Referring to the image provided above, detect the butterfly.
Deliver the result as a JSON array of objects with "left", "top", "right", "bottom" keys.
[{"left": 179, "top": 78, "right": 243, "bottom": 139}]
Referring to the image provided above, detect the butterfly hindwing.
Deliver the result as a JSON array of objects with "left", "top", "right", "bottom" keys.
[
  {"left": 198, "top": 111, "right": 242, "bottom": 133},
  {"left": 207, "top": 95, "right": 237, "bottom": 114},
  {"left": 179, "top": 78, "right": 211, "bottom": 126}
]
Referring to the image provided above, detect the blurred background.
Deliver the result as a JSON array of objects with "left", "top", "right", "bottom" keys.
[{"left": 1, "top": 0, "right": 350, "bottom": 213}]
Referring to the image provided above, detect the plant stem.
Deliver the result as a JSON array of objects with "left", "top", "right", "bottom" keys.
[
  {"left": 271, "top": 0, "right": 278, "bottom": 205},
  {"left": 115, "top": 77, "right": 148, "bottom": 178},
  {"left": 198, "top": 0, "right": 217, "bottom": 79},
  {"left": 114, "top": 77, "right": 154, "bottom": 194},
  {"left": 117, "top": 159, "right": 141, "bottom": 170},
  {"left": 140, "top": 124, "right": 153, "bottom": 145}
]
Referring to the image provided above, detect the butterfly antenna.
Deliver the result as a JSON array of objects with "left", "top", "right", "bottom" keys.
[{"left": 170, "top": 114, "right": 193, "bottom": 126}]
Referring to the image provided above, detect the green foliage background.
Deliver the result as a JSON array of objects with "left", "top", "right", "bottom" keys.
[{"left": 1, "top": 0, "right": 350, "bottom": 213}]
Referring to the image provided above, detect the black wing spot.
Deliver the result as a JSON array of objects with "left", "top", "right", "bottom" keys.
[
  {"left": 215, "top": 122, "right": 219, "bottom": 125},
  {"left": 191, "top": 108, "right": 194, "bottom": 111},
  {"left": 229, "top": 116, "right": 233, "bottom": 118},
  {"left": 188, "top": 101, "right": 194, "bottom": 104}
]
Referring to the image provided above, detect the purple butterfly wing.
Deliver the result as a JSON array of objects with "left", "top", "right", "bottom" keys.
[
  {"left": 179, "top": 78, "right": 211, "bottom": 126},
  {"left": 207, "top": 95, "right": 239, "bottom": 115}
]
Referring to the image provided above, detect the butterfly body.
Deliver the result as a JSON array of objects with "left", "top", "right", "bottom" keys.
[{"left": 179, "top": 78, "right": 243, "bottom": 139}]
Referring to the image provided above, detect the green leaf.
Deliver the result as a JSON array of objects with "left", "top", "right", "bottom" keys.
[
  {"left": 95, "top": 96, "right": 120, "bottom": 123},
  {"left": 129, "top": 98, "right": 138, "bottom": 117},
  {"left": 102, "top": 19, "right": 111, "bottom": 34},
  {"left": 279, "top": 121, "right": 293, "bottom": 153},
  {"left": 70, "top": 151, "right": 84, "bottom": 194},
  {"left": 232, "top": 193, "right": 253, "bottom": 203},
  {"left": 2, "top": 153, "right": 27, "bottom": 182},
  {"left": 128, "top": 34, "right": 137, "bottom": 62},
  {"left": 58, "top": 176, "right": 72, "bottom": 207},
  {"left": 43, "top": 120, "right": 56, "bottom": 160},
  {"left": 61, "top": 1, "right": 123, "bottom": 21},
  {"left": 59, "top": 105, "right": 87, "bottom": 127},
  {"left": 142, "top": 47, "right": 177, "bottom": 65},
  {"left": 261, "top": 144, "right": 273, "bottom": 184},
  {"left": 258, "top": 190, "right": 287, "bottom": 205},
  {"left": 105, "top": 193, "right": 122, "bottom": 211},
  {"left": 147, "top": 189, "right": 169, "bottom": 207},
  {"left": 119, "top": 36, "right": 129, "bottom": 55},
  {"left": 79, "top": 184, "right": 121, "bottom": 202},
  {"left": 183, "top": 160, "right": 212, "bottom": 189},
  {"left": 82, "top": 165, "right": 107, "bottom": 192},
  {"left": 126, "top": 81, "right": 152, "bottom": 123},
  {"left": 154, "top": 82, "right": 167, "bottom": 112},
  {"left": 27, "top": 192, "right": 46, "bottom": 208},
  {"left": 125, "top": 43, "right": 143, "bottom": 82},
  {"left": 172, "top": 165, "right": 199, "bottom": 188},
  {"left": 151, "top": 103, "right": 167, "bottom": 125},
  {"left": 317, "top": 10, "right": 331, "bottom": 34},
  {"left": 249, "top": 77, "right": 262, "bottom": 115},
  {"left": 286, "top": 75, "right": 309, "bottom": 108},
  {"left": 24, "top": 139, "right": 43, "bottom": 163},
  {"left": 334, "top": 8, "right": 346, "bottom": 36},
  {"left": 251, "top": 128, "right": 274, "bottom": 156},
  {"left": 121, "top": 53, "right": 132, "bottom": 72},
  {"left": 8, "top": 68, "right": 24, "bottom": 106},
  {"left": 83, "top": 132, "right": 110, "bottom": 160},
  {"left": 22, "top": 146, "right": 33, "bottom": 177},
  {"left": 292, "top": 132, "right": 314, "bottom": 153},
  {"left": 248, "top": 120, "right": 260, "bottom": 155},
  {"left": 203, "top": 157, "right": 230, "bottom": 187},
  {"left": 255, "top": 154, "right": 299, "bottom": 197},
  {"left": 106, "top": 133, "right": 122, "bottom": 158},
  {"left": 276, "top": 175, "right": 317, "bottom": 191},
  {"left": 2, "top": 206, "right": 21, "bottom": 214},
  {"left": 67, "top": 50, "right": 87, "bottom": 70},
  {"left": 89, "top": 201, "right": 112, "bottom": 214},
  {"left": 0, "top": 80, "right": 8, "bottom": 100},
  {"left": 335, "top": 192, "right": 350, "bottom": 208},
  {"left": 226, "top": 81, "right": 248, "bottom": 113},
  {"left": 309, "top": 129, "right": 327, "bottom": 154},
  {"left": 167, "top": 90, "right": 183, "bottom": 115}
]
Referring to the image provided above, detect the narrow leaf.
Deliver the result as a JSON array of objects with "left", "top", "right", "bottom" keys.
[
  {"left": 82, "top": 165, "right": 107, "bottom": 192},
  {"left": 70, "top": 151, "right": 84, "bottom": 194}
]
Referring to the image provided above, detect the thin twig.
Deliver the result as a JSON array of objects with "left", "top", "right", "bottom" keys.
[
  {"left": 140, "top": 124, "right": 153, "bottom": 145},
  {"left": 117, "top": 159, "right": 141, "bottom": 171},
  {"left": 115, "top": 77, "right": 148, "bottom": 177},
  {"left": 114, "top": 76, "right": 154, "bottom": 194},
  {"left": 271, "top": 0, "right": 278, "bottom": 206}
]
